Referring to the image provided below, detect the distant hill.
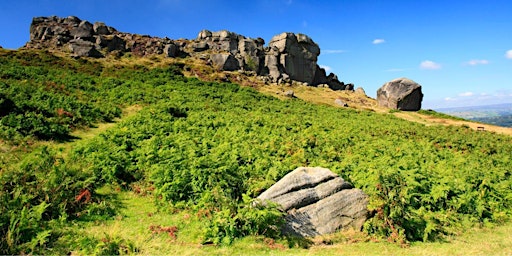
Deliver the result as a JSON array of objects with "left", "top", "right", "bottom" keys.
[{"left": 437, "top": 103, "right": 512, "bottom": 127}]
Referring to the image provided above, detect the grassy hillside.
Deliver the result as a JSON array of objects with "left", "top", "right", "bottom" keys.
[{"left": 1, "top": 49, "right": 512, "bottom": 254}]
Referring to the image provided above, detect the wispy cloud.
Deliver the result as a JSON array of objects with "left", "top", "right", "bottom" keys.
[
  {"left": 319, "top": 65, "right": 332, "bottom": 72},
  {"left": 442, "top": 90, "right": 512, "bottom": 106},
  {"left": 372, "top": 39, "right": 385, "bottom": 45},
  {"left": 420, "top": 60, "right": 441, "bottom": 70},
  {"left": 459, "top": 92, "right": 474, "bottom": 97},
  {"left": 506, "top": 50, "right": 512, "bottom": 59},
  {"left": 323, "top": 50, "right": 346, "bottom": 54},
  {"left": 465, "top": 59, "right": 489, "bottom": 66}
]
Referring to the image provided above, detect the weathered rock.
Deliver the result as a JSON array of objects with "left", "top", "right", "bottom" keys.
[
  {"left": 69, "top": 38, "right": 102, "bottom": 57},
  {"left": 96, "top": 35, "right": 126, "bottom": 52},
  {"left": 355, "top": 87, "right": 366, "bottom": 96},
  {"left": 70, "top": 20, "right": 94, "bottom": 39},
  {"left": 210, "top": 53, "right": 239, "bottom": 71},
  {"left": 334, "top": 99, "right": 348, "bottom": 107},
  {"left": 257, "top": 167, "right": 368, "bottom": 237},
  {"left": 267, "top": 33, "right": 319, "bottom": 85},
  {"left": 24, "top": 16, "right": 359, "bottom": 93},
  {"left": 93, "top": 22, "right": 111, "bottom": 35},
  {"left": 192, "top": 42, "right": 209, "bottom": 52},
  {"left": 377, "top": 78, "right": 423, "bottom": 111},
  {"left": 283, "top": 90, "right": 295, "bottom": 98},
  {"left": 164, "top": 44, "right": 177, "bottom": 57},
  {"left": 326, "top": 73, "right": 346, "bottom": 90},
  {"left": 238, "top": 38, "right": 264, "bottom": 72}
]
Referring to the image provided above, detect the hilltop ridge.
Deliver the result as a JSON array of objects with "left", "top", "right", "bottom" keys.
[
  {"left": 25, "top": 16, "right": 354, "bottom": 91},
  {"left": 20, "top": 16, "right": 512, "bottom": 135}
]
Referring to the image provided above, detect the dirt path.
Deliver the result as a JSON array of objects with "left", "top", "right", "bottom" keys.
[{"left": 394, "top": 112, "right": 512, "bottom": 136}]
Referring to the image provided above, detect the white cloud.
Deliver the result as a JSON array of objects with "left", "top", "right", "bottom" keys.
[
  {"left": 465, "top": 59, "right": 489, "bottom": 66},
  {"left": 420, "top": 60, "right": 441, "bottom": 70},
  {"left": 319, "top": 65, "right": 332, "bottom": 72},
  {"left": 459, "top": 92, "right": 474, "bottom": 97},
  {"left": 444, "top": 97, "right": 456, "bottom": 101},
  {"left": 506, "top": 50, "right": 512, "bottom": 59},
  {"left": 372, "top": 39, "right": 385, "bottom": 45},
  {"left": 323, "top": 50, "right": 346, "bottom": 54}
]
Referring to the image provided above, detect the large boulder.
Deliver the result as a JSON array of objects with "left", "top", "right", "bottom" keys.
[
  {"left": 238, "top": 37, "right": 264, "bottom": 72},
  {"left": 70, "top": 20, "right": 94, "bottom": 39},
  {"left": 210, "top": 53, "right": 240, "bottom": 71},
  {"left": 69, "top": 38, "right": 102, "bottom": 57},
  {"left": 266, "top": 33, "right": 320, "bottom": 85},
  {"left": 377, "top": 78, "right": 423, "bottom": 111},
  {"left": 197, "top": 30, "right": 264, "bottom": 72},
  {"left": 257, "top": 167, "right": 368, "bottom": 237}
]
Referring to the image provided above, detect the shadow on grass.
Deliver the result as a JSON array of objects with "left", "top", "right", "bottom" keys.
[{"left": 285, "top": 235, "right": 314, "bottom": 249}]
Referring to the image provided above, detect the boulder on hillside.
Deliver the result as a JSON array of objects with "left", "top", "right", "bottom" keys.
[
  {"left": 198, "top": 30, "right": 265, "bottom": 72},
  {"left": 70, "top": 20, "right": 94, "bottom": 39},
  {"left": 93, "top": 22, "right": 114, "bottom": 35},
  {"left": 265, "top": 33, "right": 319, "bottom": 85},
  {"left": 69, "top": 38, "right": 102, "bottom": 57},
  {"left": 210, "top": 53, "right": 240, "bottom": 71},
  {"left": 377, "top": 78, "right": 423, "bottom": 111},
  {"left": 355, "top": 87, "right": 366, "bottom": 96},
  {"left": 257, "top": 167, "right": 368, "bottom": 237}
]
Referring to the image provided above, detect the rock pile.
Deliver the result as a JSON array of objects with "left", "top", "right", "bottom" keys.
[
  {"left": 257, "top": 167, "right": 368, "bottom": 237},
  {"left": 25, "top": 16, "right": 354, "bottom": 91},
  {"left": 26, "top": 16, "right": 181, "bottom": 58},
  {"left": 377, "top": 78, "right": 423, "bottom": 111}
]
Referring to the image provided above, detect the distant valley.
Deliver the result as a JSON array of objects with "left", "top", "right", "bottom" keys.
[{"left": 436, "top": 103, "right": 512, "bottom": 127}]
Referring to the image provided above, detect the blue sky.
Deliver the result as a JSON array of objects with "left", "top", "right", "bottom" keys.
[{"left": 1, "top": 0, "right": 511, "bottom": 108}]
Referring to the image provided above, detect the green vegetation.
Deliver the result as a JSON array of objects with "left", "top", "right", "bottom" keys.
[
  {"left": 473, "top": 115, "right": 512, "bottom": 127},
  {"left": 418, "top": 109, "right": 467, "bottom": 121},
  {"left": 1, "top": 49, "right": 512, "bottom": 254}
]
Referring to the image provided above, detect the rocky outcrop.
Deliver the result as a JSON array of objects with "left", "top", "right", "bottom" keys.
[
  {"left": 210, "top": 53, "right": 240, "bottom": 71},
  {"left": 263, "top": 33, "right": 319, "bottom": 85},
  {"left": 196, "top": 30, "right": 265, "bottom": 73},
  {"left": 355, "top": 87, "right": 366, "bottom": 96},
  {"left": 257, "top": 167, "right": 368, "bottom": 237},
  {"left": 377, "top": 78, "right": 423, "bottom": 111},
  {"left": 25, "top": 16, "right": 355, "bottom": 91},
  {"left": 26, "top": 16, "right": 180, "bottom": 58},
  {"left": 68, "top": 38, "right": 102, "bottom": 57}
]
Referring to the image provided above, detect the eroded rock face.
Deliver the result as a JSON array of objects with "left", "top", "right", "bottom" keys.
[
  {"left": 265, "top": 33, "right": 319, "bottom": 85},
  {"left": 377, "top": 78, "right": 423, "bottom": 111},
  {"left": 197, "top": 29, "right": 265, "bottom": 73},
  {"left": 26, "top": 16, "right": 179, "bottom": 57},
  {"left": 24, "top": 16, "right": 356, "bottom": 90},
  {"left": 257, "top": 167, "right": 368, "bottom": 237},
  {"left": 210, "top": 53, "right": 240, "bottom": 71}
]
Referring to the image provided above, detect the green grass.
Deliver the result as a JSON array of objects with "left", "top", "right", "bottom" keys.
[
  {"left": 418, "top": 109, "right": 467, "bottom": 121},
  {"left": 2, "top": 49, "right": 512, "bottom": 254},
  {"left": 66, "top": 189, "right": 512, "bottom": 255}
]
